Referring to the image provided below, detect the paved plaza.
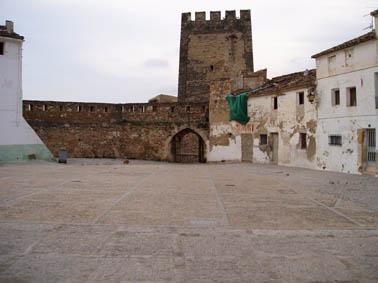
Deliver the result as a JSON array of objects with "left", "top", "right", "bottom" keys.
[{"left": 0, "top": 159, "right": 377, "bottom": 282}]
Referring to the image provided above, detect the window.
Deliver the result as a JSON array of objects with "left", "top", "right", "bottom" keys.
[
  {"left": 300, "top": 133, "right": 307, "bottom": 149},
  {"left": 331, "top": 88, "right": 340, "bottom": 106},
  {"left": 121, "top": 106, "right": 125, "bottom": 112},
  {"left": 170, "top": 106, "right": 175, "bottom": 113},
  {"left": 186, "top": 106, "right": 191, "bottom": 112},
  {"left": 152, "top": 105, "right": 157, "bottom": 112},
  {"left": 90, "top": 106, "right": 95, "bottom": 112},
  {"left": 27, "top": 104, "right": 33, "bottom": 111},
  {"left": 104, "top": 107, "right": 108, "bottom": 113},
  {"left": 346, "top": 87, "right": 357, "bottom": 107},
  {"left": 59, "top": 105, "right": 63, "bottom": 112},
  {"left": 42, "top": 105, "right": 47, "bottom": 111},
  {"left": 260, "top": 134, "right": 267, "bottom": 145},
  {"left": 142, "top": 106, "right": 145, "bottom": 113},
  {"left": 210, "top": 65, "right": 214, "bottom": 71},
  {"left": 0, "top": 42, "right": 4, "bottom": 55},
  {"left": 77, "top": 105, "right": 82, "bottom": 112},
  {"left": 329, "top": 135, "right": 342, "bottom": 146},
  {"left": 202, "top": 106, "right": 207, "bottom": 113},
  {"left": 298, "top": 92, "right": 304, "bottom": 105},
  {"left": 375, "top": 73, "right": 378, "bottom": 109},
  {"left": 273, "top": 96, "right": 278, "bottom": 110}
]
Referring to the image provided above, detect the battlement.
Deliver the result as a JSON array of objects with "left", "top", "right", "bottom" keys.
[{"left": 181, "top": 10, "right": 250, "bottom": 24}]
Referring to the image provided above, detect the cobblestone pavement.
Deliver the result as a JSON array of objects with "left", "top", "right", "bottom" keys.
[{"left": 0, "top": 159, "right": 377, "bottom": 282}]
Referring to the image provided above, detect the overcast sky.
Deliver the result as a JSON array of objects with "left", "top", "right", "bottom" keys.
[{"left": 1, "top": 0, "right": 377, "bottom": 103}]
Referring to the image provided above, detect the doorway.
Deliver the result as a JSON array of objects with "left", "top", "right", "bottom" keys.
[
  {"left": 366, "top": 129, "right": 376, "bottom": 171},
  {"left": 270, "top": 133, "right": 279, "bottom": 164},
  {"left": 241, "top": 133, "right": 253, "bottom": 162},
  {"left": 171, "top": 128, "right": 205, "bottom": 163}
]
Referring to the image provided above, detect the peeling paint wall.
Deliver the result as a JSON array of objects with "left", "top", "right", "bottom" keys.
[
  {"left": 315, "top": 64, "right": 378, "bottom": 174},
  {"left": 248, "top": 88, "right": 318, "bottom": 169}
]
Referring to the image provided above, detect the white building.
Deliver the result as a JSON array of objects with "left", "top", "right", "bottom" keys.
[
  {"left": 0, "top": 20, "right": 52, "bottom": 161},
  {"left": 247, "top": 70, "right": 317, "bottom": 169},
  {"left": 312, "top": 10, "right": 378, "bottom": 174}
]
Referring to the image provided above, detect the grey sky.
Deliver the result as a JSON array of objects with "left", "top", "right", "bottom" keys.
[{"left": 1, "top": 0, "right": 377, "bottom": 103}]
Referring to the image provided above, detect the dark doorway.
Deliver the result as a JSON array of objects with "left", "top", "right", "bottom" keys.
[{"left": 171, "top": 129, "right": 205, "bottom": 163}]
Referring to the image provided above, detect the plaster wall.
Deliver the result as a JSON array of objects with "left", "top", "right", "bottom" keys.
[
  {"left": 248, "top": 88, "right": 317, "bottom": 169},
  {"left": 0, "top": 36, "right": 52, "bottom": 160},
  {"left": 316, "top": 66, "right": 378, "bottom": 173}
]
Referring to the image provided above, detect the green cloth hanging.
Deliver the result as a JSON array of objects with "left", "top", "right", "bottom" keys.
[{"left": 225, "top": 92, "right": 250, "bottom": 125}]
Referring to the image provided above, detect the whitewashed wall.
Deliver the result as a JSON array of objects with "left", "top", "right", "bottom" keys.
[{"left": 248, "top": 88, "right": 318, "bottom": 169}]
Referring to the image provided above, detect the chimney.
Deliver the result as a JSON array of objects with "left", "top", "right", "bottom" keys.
[
  {"left": 5, "top": 20, "right": 14, "bottom": 33},
  {"left": 371, "top": 9, "right": 378, "bottom": 38}
]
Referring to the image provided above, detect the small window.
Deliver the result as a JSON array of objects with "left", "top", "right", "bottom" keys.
[
  {"left": 59, "top": 105, "right": 63, "bottom": 112},
  {"left": 142, "top": 106, "right": 145, "bottom": 113},
  {"left": 171, "top": 106, "right": 175, "bottom": 113},
  {"left": 374, "top": 72, "right": 378, "bottom": 109},
  {"left": 42, "top": 105, "right": 47, "bottom": 111},
  {"left": 77, "top": 105, "right": 82, "bottom": 112},
  {"left": 300, "top": 133, "right": 307, "bottom": 149},
  {"left": 27, "top": 104, "right": 33, "bottom": 111},
  {"left": 104, "top": 107, "right": 108, "bottom": 113},
  {"left": 273, "top": 96, "right": 278, "bottom": 110},
  {"left": 152, "top": 105, "right": 157, "bottom": 112},
  {"left": 132, "top": 106, "right": 135, "bottom": 112},
  {"left": 260, "top": 134, "right": 267, "bottom": 145},
  {"left": 331, "top": 88, "right": 340, "bottom": 106},
  {"left": 186, "top": 106, "right": 191, "bottom": 112},
  {"left": 0, "top": 42, "right": 4, "bottom": 55},
  {"left": 329, "top": 135, "right": 342, "bottom": 146},
  {"left": 202, "top": 106, "right": 206, "bottom": 112},
  {"left": 298, "top": 92, "right": 304, "bottom": 105},
  {"left": 90, "top": 106, "right": 95, "bottom": 112},
  {"left": 210, "top": 65, "right": 214, "bottom": 71},
  {"left": 346, "top": 87, "right": 357, "bottom": 107}
]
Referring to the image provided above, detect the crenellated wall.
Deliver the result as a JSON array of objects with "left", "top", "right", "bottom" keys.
[
  {"left": 23, "top": 100, "right": 209, "bottom": 161},
  {"left": 178, "top": 10, "right": 254, "bottom": 103}
]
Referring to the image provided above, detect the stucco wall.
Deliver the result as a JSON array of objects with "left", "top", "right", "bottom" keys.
[
  {"left": 316, "top": 66, "right": 378, "bottom": 173},
  {"left": 0, "top": 36, "right": 52, "bottom": 161},
  {"left": 248, "top": 88, "right": 317, "bottom": 169}
]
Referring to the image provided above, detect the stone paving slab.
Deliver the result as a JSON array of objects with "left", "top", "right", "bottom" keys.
[{"left": 0, "top": 159, "right": 377, "bottom": 282}]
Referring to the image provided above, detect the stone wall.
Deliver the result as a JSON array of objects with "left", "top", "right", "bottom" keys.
[
  {"left": 23, "top": 100, "right": 209, "bottom": 161},
  {"left": 178, "top": 10, "right": 254, "bottom": 103}
]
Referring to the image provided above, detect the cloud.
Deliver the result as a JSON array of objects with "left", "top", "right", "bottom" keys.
[{"left": 144, "top": 59, "right": 170, "bottom": 68}]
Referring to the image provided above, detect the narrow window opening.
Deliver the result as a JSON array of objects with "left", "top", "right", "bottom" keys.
[
  {"left": 170, "top": 106, "right": 175, "bottom": 113},
  {"left": 59, "top": 105, "right": 63, "bottom": 112},
  {"left": 346, "top": 87, "right": 357, "bottom": 107},
  {"left": 28, "top": 104, "right": 33, "bottom": 111},
  {"left": 273, "top": 97, "right": 278, "bottom": 110},
  {"left": 152, "top": 105, "right": 157, "bottom": 112},
  {"left": 210, "top": 65, "right": 214, "bottom": 71},
  {"left": 90, "top": 106, "right": 95, "bottom": 112},
  {"left": 300, "top": 133, "right": 307, "bottom": 149},
  {"left": 77, "top": 105, "right": 82, "bottom": 112},
  {"left": 298, "top": 92, "right": 304, "bottom": 105},
  {"left": 260, "top": 134, "right": 268, "bottom": 145},
  {"left": 331, "top": 88, "right": 340, "bottom": 106},
  {"left": 104, "top": 107, "right": 108, "bottom": 113},
  {"left": 186, "top": 106, "right": 191, "bottom": 112},
  {"left": 42, "top": 105, "right": 47, "bottom": 111}
]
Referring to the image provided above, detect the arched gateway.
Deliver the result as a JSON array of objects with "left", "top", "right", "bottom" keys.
[{"left": 171, "top": 128, "right": 206, "bottom": 163}]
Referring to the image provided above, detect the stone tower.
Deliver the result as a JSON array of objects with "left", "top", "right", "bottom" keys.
[{"left": 178, "top": 10, "right": 254, "bottom": 103}]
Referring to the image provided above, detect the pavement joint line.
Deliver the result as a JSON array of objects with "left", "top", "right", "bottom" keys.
[
  {"left": 207, "top": 168, "right": 230, "bottom": 226},
  {"left": 92, "top": 169, "right": 160, "bottom": 224},
  {"left": 278, "top": 180, "right": 364, "bottom": 227},
  {"left": 0, "top": 179, "right": 75, "bottom": 206}
]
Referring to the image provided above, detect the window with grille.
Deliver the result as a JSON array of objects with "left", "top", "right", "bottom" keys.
[{"left": 329, "top": 135, "right": 342, "bottom": 146}]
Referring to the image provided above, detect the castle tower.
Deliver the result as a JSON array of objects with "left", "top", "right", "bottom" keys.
[{"left": 178, "top": 10, "right": 254, "bottom": 103}]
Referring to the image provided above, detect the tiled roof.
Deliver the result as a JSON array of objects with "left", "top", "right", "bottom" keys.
[
  {"left": 249, "top": 69, "right": 316, "bottom": 97},
  {"left": 0, "top": 25, "right": 24, "bottom": 40},
  {"left": 311, "top": 31, "right": 376, "bottom": 58}
]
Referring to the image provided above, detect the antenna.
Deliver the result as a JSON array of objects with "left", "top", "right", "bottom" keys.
[{"left": 363, "top": 13, "right": 373, "bottom": 31}]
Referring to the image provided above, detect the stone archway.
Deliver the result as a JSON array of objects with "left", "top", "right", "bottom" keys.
[{"left": 171, "top": 128, "right": 206, "bottom": 163}]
